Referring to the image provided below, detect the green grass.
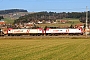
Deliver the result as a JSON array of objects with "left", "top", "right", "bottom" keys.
[
  {"left": 36, "top": 23, "right": 71, "bottom": 28},
  {"left": 37, "top": 18, "right": 83, "bottom": 28},
  {"left": 0, "top": 38, "right": 90, "bottom": 60},
  {"left": 3, "top": 18, "right": 14, "bottom": 24}
]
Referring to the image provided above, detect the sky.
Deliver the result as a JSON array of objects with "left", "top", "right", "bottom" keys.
[{"left": 0, "top": 0, "right": 90, "bottom": 12}]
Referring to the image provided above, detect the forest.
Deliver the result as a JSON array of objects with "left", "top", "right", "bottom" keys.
[
  {"left": 14, "top": 11, "right": 90, "bottom": 24},
  {"left": 0, "top": 16, "right": 4, "bottom": 20},
  {"left": 0, "top": 9, "right": 28, "bottom": 14}
]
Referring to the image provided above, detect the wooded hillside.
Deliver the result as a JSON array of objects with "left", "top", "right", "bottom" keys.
[
  {"left": 0, "top": 9, "right": 28, "bottom": 14},
  {"left": 14, "top": 11, "right": 90, "bottom": 24}
]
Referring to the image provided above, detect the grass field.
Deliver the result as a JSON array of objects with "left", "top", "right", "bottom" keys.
[
  {"left": 3, "top": 18, "right": 83, "bottom": 27},
  {"left": 4, "top": 18, "right": 14, "bottom": 24},
  {"left": 36, "top": 18, "right": 83, "bottom": 28},
  {"left": 0, "top": 38, "right": 90, "bottom": 60}
]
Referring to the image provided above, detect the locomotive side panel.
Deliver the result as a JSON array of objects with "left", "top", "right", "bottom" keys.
[
  {"left": 46, "top": 29, "right": 67, "bottom": 33},
  {"left": 68, "top": 29, "right": 82, "bottom": 33},
  {"left": 7, "top": 28, "right": 44, "bottom": 36},
  {"left": 8, "top": 29, "right": 28, "bottom": 34},
  {"left": 45, "top": 28, "right": 83, "bottom": 36}
]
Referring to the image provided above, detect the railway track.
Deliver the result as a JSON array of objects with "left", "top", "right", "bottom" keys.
[{"left": 0, "top": 35, "right": 90, "bottom": 39}]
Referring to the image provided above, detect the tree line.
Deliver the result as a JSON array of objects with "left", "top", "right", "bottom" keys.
[
  {"left": 0, "top": 9, "right": 28, "bottom": 14},
  {"left": 14, "top": 11, "right": 90, "bottom": 24},
  {"left": 0, "top": 16, "right": 4, "bottom": 20}
]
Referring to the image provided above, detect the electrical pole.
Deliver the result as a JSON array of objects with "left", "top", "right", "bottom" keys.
[{"left": 86, "top": 6, "right": 88, "bottom": 37}]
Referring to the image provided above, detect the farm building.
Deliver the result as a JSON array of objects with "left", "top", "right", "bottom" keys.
[
  {"left": 60, "top": 20, "right": 68, "bottom": 23},
  {"left": 0, "top": 20, "right": 5, "bottom": 25}
]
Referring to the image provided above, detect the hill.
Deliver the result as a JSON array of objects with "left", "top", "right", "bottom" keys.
[
  {"left": 14, "top": 11, "right": 90, "bottom": 24},
  {"left": 0, "top": 9, "right": 30, "bottom": 23},
  {"left": 0, "top": 9, "right": 28, "bottom": 14},
  {"left": 0, "top": 9, "right": 29, "bottom": 19}
]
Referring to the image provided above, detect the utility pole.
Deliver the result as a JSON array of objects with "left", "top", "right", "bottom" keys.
[{"left": 85, "top": 6, "right": 88, "bottom": 37}]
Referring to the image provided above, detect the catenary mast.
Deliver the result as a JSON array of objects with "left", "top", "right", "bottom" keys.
[{"left": 85, "top": 6, "right": 88, "bottom": 36}]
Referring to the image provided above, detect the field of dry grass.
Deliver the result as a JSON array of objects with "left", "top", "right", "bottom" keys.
[{"left": 0, "top": 38, "right": 90, "bottom": 60}]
